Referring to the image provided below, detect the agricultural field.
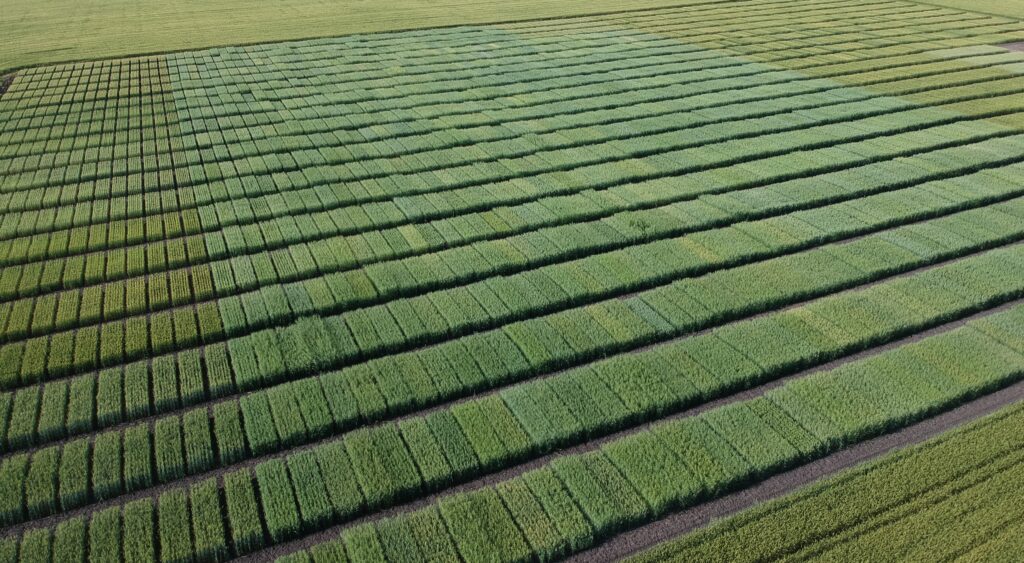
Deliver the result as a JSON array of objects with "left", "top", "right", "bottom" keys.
[
  {"left": 2, "top": 0, "right": 1024, "bottom": 561},
  {"left": 630, "top": 395, "right": 1024, "bottom": 562}
]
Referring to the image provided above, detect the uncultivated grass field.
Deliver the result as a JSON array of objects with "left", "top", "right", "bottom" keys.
[{"left": 2, "top": 0, "right": 1024, "bottom": 561}]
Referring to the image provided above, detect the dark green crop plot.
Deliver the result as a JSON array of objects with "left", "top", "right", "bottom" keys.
[{"left": 3, "top": 0, "right": 1024, "bottom": 560}]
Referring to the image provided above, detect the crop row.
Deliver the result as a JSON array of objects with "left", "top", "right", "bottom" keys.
[
  {"left": 165, "top": 15, "right": 1015, "bottom": 155},
  {"left": 280, "top": 301, "right": 1024, "bottom": 563},
  {"left": 2, "top": 126, "right": 1021, "bottom": 353},
  {"left": 0, "top": 0, "right": 930, "bottom": 124},
  {"left": 0, "top": 236, "right": 214, "bottom": 318},
  {"left": 170, "top": 0, "right": 910, "bottom": 82},
  {"left": 0, "top": 68, "right": 886, "bottom": 225},
  {"left": 2, "top": 167, "right": 1022, "bottom": 457},
  {"left": 166, "top": 35, "right": 1016, "bottom": 163},
  {"left": 4, "top": 10, "right": 1011, "bottom": 202},
  {"left": 0, "top": 63, "right": 992, "bottom": 269},
  {"left": 808, "top": 456, "right": 1024, "bottom": 560},
  {"left": 4, "top": 31, "right": 1019, "bottom": 242},
  {"left": 1, "top": 2, "right": 956, "bottom": 173},
  {"left": 5, "top": 138, "right": 1020, "bottom": 386},
  {"left": 11, "top": 44, "right": 1022, "bottom": 243},
  {"left": 0, "top": 57, "right": 169, "bottom": 106},
  {"left": 6, "top": 294, "right": 1024, "bottom": 561},
  {"left": 0, "top": 99, "right": 177, "bottom": 170},
  {"left": 3, "top": 214, "right": 1022, "bottom": 525},
  {"left": 630, "top": 390, "right": 1024, "bottom": 562},
  {"left": 9, "top": 29, "right": 1007, "bottom": 198},
  {"left": 12, "top": 26, "right": 1019, "bottom": 215},
  {"left": 2, "top": 95, "right": 1020, "bottom": 292},
  {"left": 2, "top": 34, "right": 700, "bottom": 146},
  {"left": 6, "top": 8, "right": 1015, "bottom": 147},
  {"left": 4, "top": 85, "right": 1021, "bottom": 317},
  {"left": 165, "top": 5, "right": 972, "bottom": 126}
]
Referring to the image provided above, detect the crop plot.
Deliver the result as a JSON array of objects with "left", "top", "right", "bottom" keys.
[
  {"left": 2, "top": 0, "right": 1024, "bottom": 561},
  {"left": 629, "top": 390, "right": 1024, "bottom": 562}
]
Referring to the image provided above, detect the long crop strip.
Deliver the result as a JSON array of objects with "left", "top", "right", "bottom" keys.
[
  {"left": 2, "top": 0, "right": 1024, "bottom": 561},
  {"left": 628, "top": 388, "right": 1024, "bottom": 562}
]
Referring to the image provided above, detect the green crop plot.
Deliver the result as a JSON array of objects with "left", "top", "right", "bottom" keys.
[
  {"left": 2, "top": 0, "right": 1024, "bottom": 561},
  {"left": 629, "top": 397, "right": 1024, "bottom": 562}
]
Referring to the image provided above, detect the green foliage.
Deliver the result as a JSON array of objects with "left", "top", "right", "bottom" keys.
[
  {"left": 158, "top": 490, "right": 193, "bottom": 563},
  {"left": 53, "top": 517, "right": 87, "bottom": 562},
  {"left": 155, "top": 416, "right": 186, "bottom": 483},
  {"left": 123, "top": 499, "right": 156, "bottom": 563},
  {"left": 190, "top": 478, "right": 229, "bottom": 562},
  {"left": 25, "top": 446, "right": 59, "bottom": 518},
  {"left": 91, "top": 431, "right": 123, "bottom": 500},
  {"left": 240, "top": 392, "right": 279, "bottom": 456},
  {"left": 183, "top": 407, "right": 214, "bottom": 475},
  {"left": 345, "top": 425, "right": 422, "bottom": 508},
  {"left": 287, "top": 450, "right": 335, "bottom": 531},
  {"left": 630, "top": 401, "right": 1024, "bottom": 562},
  {"left": 224, "top": 469, "right": 265, "bottom": 554},
  {"left": 88, "top": 507, "right": 122, "bottom": 562},
  {"left": 213, "top": 401, "right": 247, "bottom": 465},
  {"left": 256, "top": 459, "right": 302, "bottom": 543},
  {"left": 0, "top": 454, "right": 27, "bottom": 525},
  {"left": 57, "top": 439, "right": 89, "bottom": 512}
]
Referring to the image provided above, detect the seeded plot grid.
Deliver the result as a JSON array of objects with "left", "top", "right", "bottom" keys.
[{"left": 2, "top": 0, "right": 1024, "bottom": 561}]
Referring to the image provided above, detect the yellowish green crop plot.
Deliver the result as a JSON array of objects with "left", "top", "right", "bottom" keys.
[{"left": 1, "top": 0, "right": 1024, "bottom": 561}]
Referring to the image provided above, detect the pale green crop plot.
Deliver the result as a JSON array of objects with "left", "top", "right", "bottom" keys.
[{"left": 2, "top": 0, "right": 1024, "bottom": 561}]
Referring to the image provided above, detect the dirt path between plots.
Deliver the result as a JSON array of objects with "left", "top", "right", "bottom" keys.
[
  {"left": 569, "top": 376, "right": 1024, "bottom": 562},
  {"left": 1000, "top": 41, "right": 1024, "bottom": 52}
]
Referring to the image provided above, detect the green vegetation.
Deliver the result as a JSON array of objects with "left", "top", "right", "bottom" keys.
[
  {"left": 283, "top": 303, "right": 1024, "bottom": 561},
  {"left": 630, "top": 398, "right": 1024, "bottom": 562},
  {"left": 2, "top": 0, "right": 1024, "bottom": 560},
  {"left": 910, "top": 0, "right": 1024, "bottom": 18},
  {"left": 0, "top": 0, "right": 708, "bottom": 73}
]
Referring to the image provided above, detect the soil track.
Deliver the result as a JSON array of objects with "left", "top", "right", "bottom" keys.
[{"left": 570, "top": 376, "right": 1024, "bottom": 562}]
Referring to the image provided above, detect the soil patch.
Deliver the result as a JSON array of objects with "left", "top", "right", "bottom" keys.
[{"left": 999, "top": 41, "right": 1024, "bottom": 52}]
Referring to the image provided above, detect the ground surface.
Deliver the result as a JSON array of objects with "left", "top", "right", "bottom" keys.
[{"left": 2, "top": 0, "right": 1024, "bottom": 561}]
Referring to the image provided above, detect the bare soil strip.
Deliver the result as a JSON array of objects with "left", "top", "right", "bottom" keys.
[
  {"left": 568, "top": 377, "right": 1024, "bottom": 562},
  {"left": 245, "top": 297, "right": 1024, "bottom": 562},
  {"left": 1000, "top": 41, "right": 1024, "bottom": 51}
]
